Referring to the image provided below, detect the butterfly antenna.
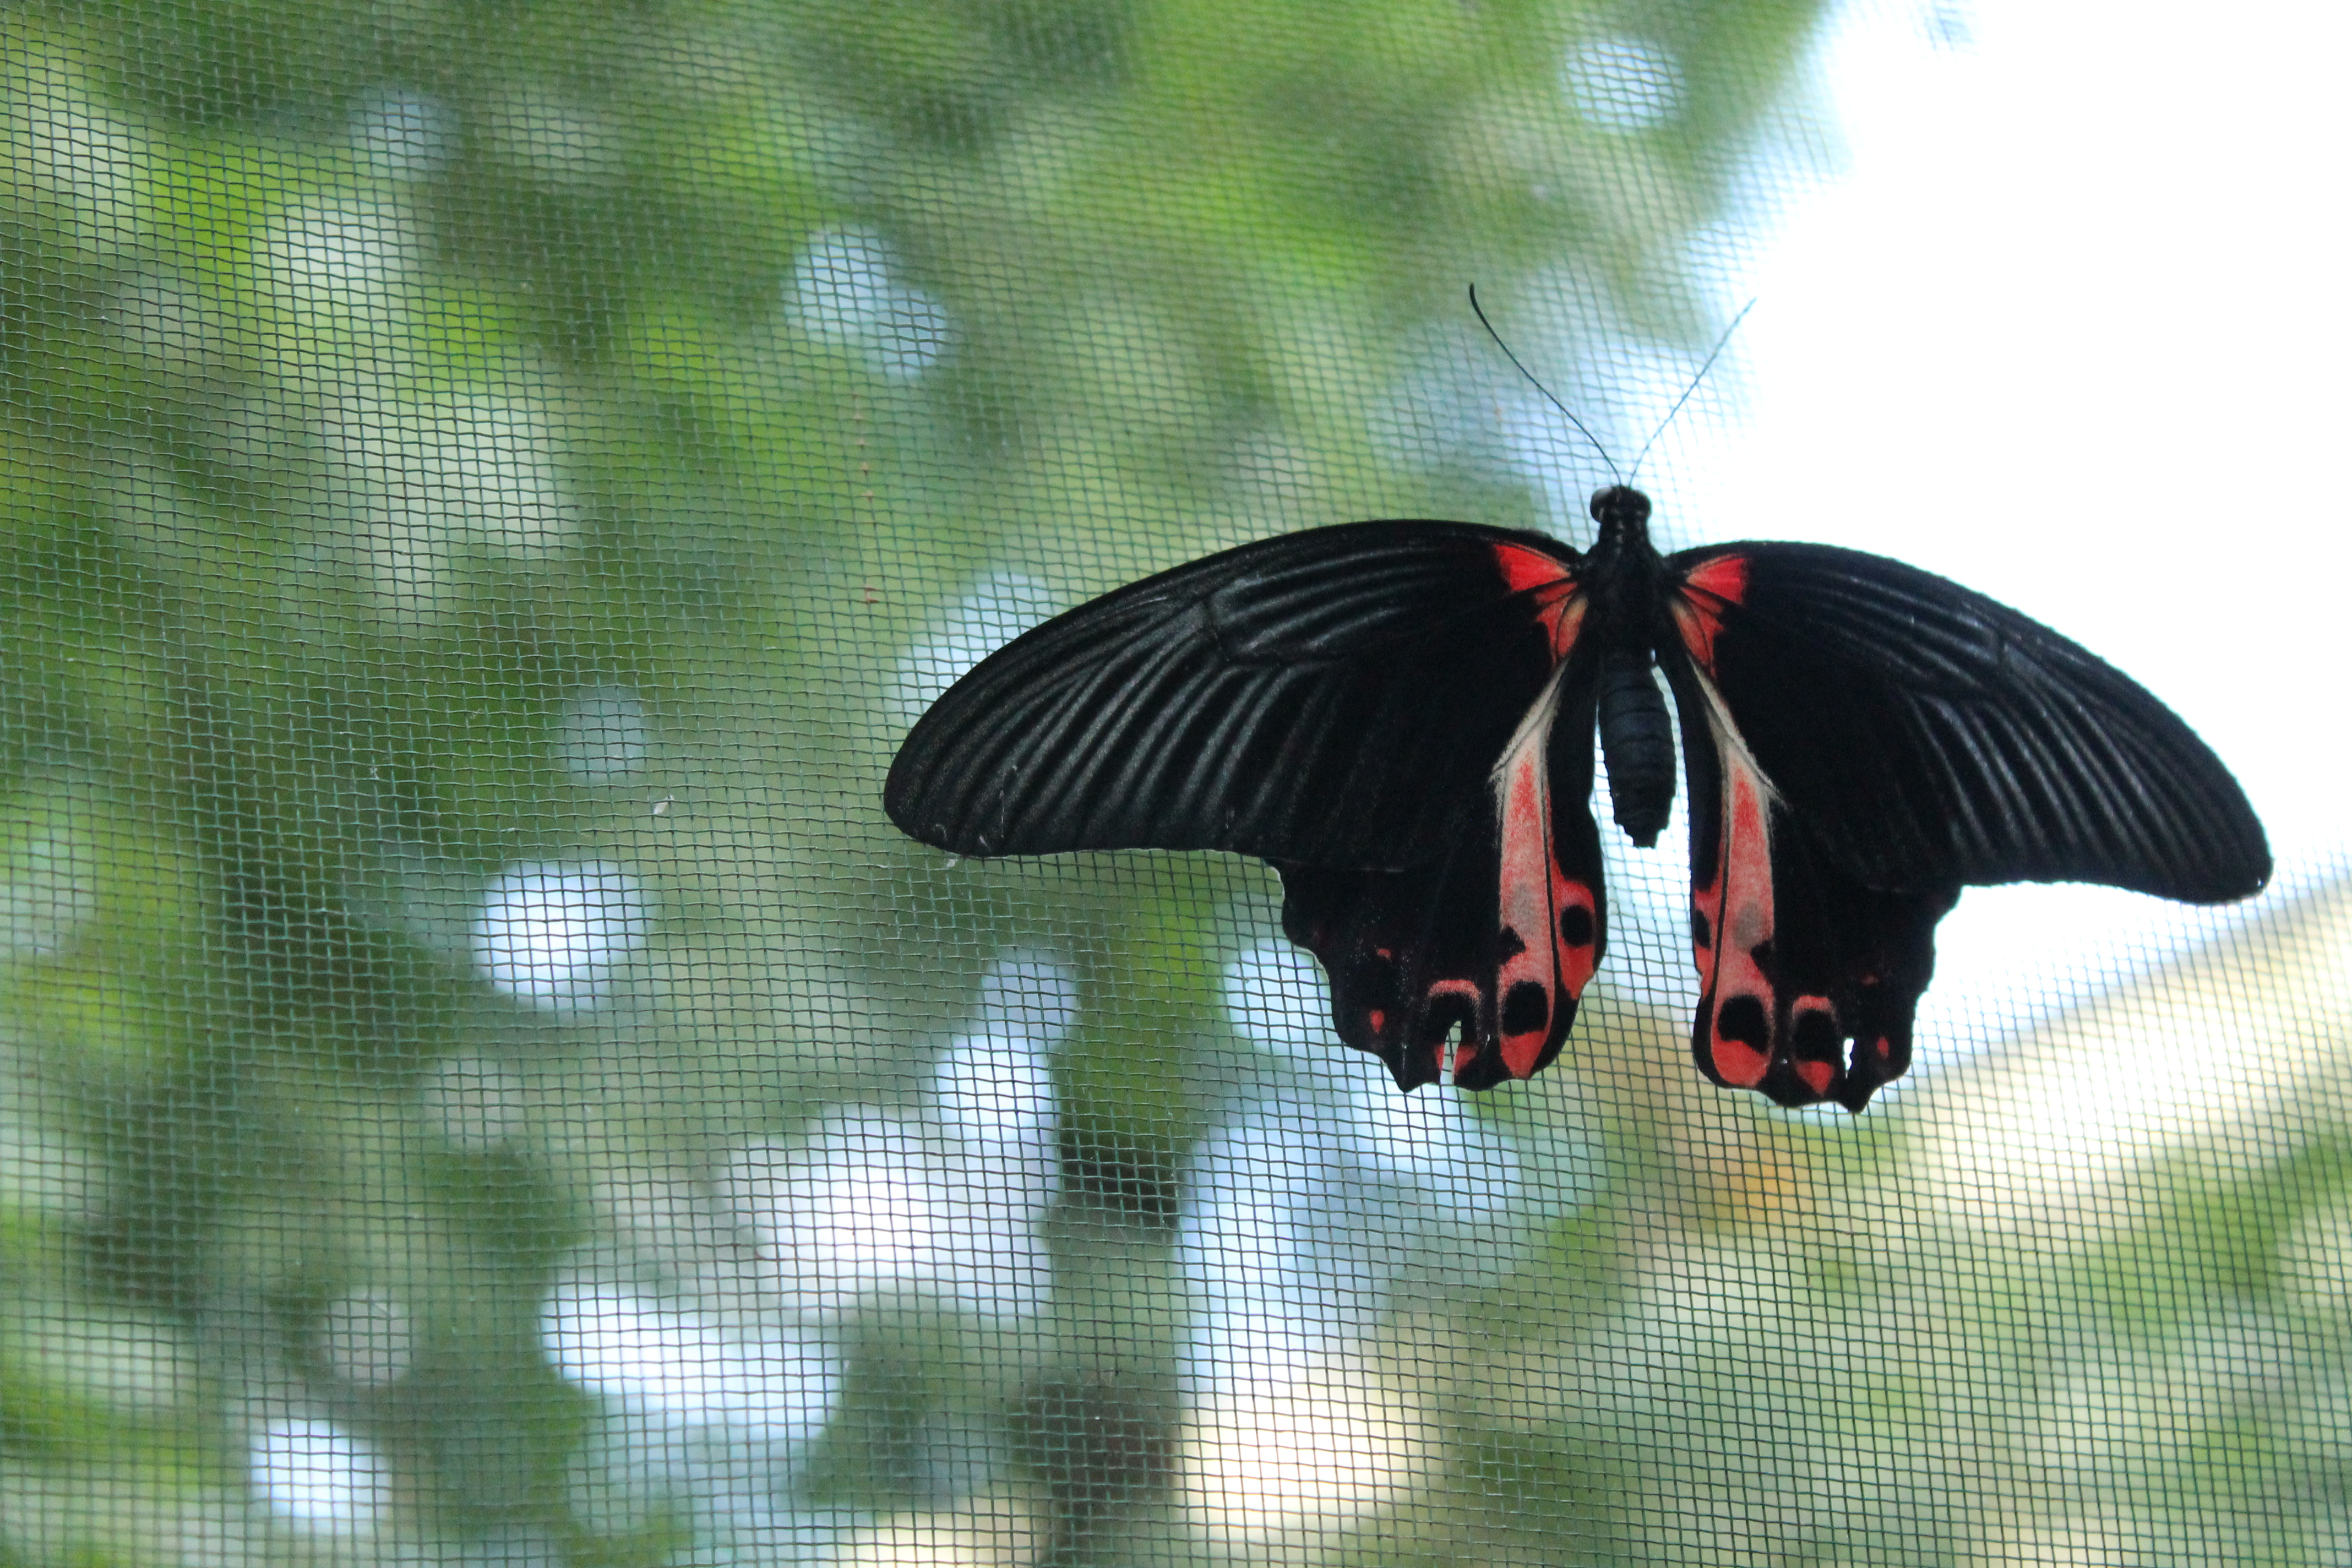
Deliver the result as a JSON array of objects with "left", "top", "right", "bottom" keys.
[
  {"left": 1467, "top": 285, "right": 1621, "bottom": 485},
  {"left": 1629, "top": 298, "right": 1756, "bottom": 482}
]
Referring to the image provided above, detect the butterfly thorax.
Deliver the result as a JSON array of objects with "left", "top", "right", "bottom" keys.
[{"left": 1581, "top": 484, "right": 1670, "bottom": 649}]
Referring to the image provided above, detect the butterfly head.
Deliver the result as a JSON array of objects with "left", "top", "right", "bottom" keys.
[{"left": 1588, "top": 484, "right": 1652, "bottom": 547}]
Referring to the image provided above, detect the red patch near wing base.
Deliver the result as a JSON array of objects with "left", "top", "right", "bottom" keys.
[
  {"left": 1670, "top": 552, "right": 1750, "bottom": 673},
  {"left": 1491, "top": 543, "right": 1586, "bottom": 660}
]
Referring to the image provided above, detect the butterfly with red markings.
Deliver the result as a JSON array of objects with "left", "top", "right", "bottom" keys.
[{"left": 885, "top": 486, "right": 2270, "bottom": 1111}]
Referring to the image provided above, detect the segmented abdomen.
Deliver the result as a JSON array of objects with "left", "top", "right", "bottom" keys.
[{"left": 1597, "top": 649, "right": 1675, "bottom": 846}]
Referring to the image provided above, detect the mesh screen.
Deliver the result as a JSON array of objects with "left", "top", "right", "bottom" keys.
[{"left": 2, "top": 1, "right": 2346, "bottom": 1563}]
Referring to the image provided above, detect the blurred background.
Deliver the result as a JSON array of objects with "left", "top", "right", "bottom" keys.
[{"left": 2, "top": 0, "right": 2349, "bottom": 1562}]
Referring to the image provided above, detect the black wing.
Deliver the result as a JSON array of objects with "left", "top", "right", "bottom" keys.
[
  {"left": 885, "top": 520, "right": 1609, "bottom": 1092},
  {"left": 885, "top": 521, "right": 1580, "bottom": 866},
  {"left": 1659, "top": 542, "right": 2270, "bottom": 1112}
]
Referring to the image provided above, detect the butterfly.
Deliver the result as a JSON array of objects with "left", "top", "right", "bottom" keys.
[{"left": 885, "top": 485, "right": 2271, "bottom": 1110}]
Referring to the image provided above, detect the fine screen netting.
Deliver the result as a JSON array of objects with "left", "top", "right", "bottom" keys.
[{"left": 3, "top": 1, "right": 2349, "bottom": 1563}]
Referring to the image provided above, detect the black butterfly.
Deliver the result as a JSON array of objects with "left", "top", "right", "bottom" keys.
[{"left": 885, "top": 486, "right": 2271, "bottom": 1111}]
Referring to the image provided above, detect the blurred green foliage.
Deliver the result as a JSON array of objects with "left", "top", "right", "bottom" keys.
[{"left": 3, "top": 1, "right": 2347, "bottom": 1565}]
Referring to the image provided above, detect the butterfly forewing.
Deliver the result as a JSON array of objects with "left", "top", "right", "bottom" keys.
[
  {"left": 1668, "top": 542, "right": 2268, "bottom": 901},
  {"left": 885, "top": 522, "right": 1582, "bottom": 867}
]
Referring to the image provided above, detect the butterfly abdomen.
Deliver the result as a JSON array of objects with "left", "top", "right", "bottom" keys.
[{"left": 1597, "top": 649, "right": 1675, "bottom": 847}]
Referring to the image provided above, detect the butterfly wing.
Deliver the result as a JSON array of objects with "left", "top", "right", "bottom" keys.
[
  {"left": 884, "top": 520, "right": 1606, "bottom": 1090},
  {"left": 1659, "top": 542, "right": 2270, "bottom": 1111},
  {"left": 1278, "top": 655, "right": 1605, "bottom": 1090}
]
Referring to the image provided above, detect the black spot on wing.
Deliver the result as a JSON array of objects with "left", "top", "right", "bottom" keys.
[{"left": 1715, "top": 994, "right": 1768, "bottom": 1054}]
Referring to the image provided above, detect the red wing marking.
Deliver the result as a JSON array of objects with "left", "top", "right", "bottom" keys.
[
  {"left": 1492, "top": 542, "right": 1571, "bottom": 594},
  {"left": 1419, "top": 983, "right": 1480, "bottom": 1087},
  {"left": 1681, "top": 660, "right": 1785, "bottom": 1093},
  {"left": 1693, "top": 752, "right": 1777, "bottom": 1088},
  {"left": 1669, "top": 552, "right": 1750, "bottom": 673},
  {"left": 1681, "top": 659, "right": 1885, "bottom": 1106},
  {"left": 1789, "top": 998, "right": 1839, "bottom": 1097},
  {"left": 1427, "top": 979, "right": 1480, "bottom": 1000},
  {"left": 1484, "top": 665, "right": 1599, "bottom": 1081},
  {"left": 1491, "top": 542, "right": 1587, "bottom": 660}
]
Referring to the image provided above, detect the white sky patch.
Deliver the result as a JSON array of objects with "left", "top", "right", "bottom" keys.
[
  {"left": 554, "top": 685, "right": 652, "bottom": 783},
  {"left": 887, "top": 571, "right": 1058, "bottom": 729},
  {"left": 1180, "top": 943, "right": 1598, "bottom": 1396},
  {"left": 934, "top": 957, "right": 1070, "bottom": 1156},
  {"left": 540, "top": 1285, "right": 845, "bottom": 1446},
  {"left": 1221, "top": 941, "right": 1330, "bottom": 1057},
  {"left": 472, "top": 861, "right": 650, "bottom": 1010},
  {"left": 262, "top": 201, "right": 421, "bottom": 314},
  {"left": 965, "top": 949, "right": 1080, "bottom": 1043},
  {"left": 786, "top": 229, "right": 952, "bottom": 379},
  {"left": 1176, "top": 1348, "right": 1441, "bottom": 1545},
  {"left": 1561, "top": 36, "right": 1687, "bottom": 133},
  {"left": 249, "top": 1418, "right": 391, "bottom": 1532},
  {"left": 1175, "top": 1091, "right": 1531, "bottom": 1395},
  {"left": 350, "top": 89, "right": 456, "bottom": 180},
  {"left": 728, "top": 1112, "right": 1060, "bottom": 1321},
  {"left": 725, "top": 953, "right": 1068, "bottom": 1322}
]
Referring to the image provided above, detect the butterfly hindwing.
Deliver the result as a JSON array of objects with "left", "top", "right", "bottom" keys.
[
  {"left": 1662, "top": 541, "right": 2267, "bottom": 1108},
  {"left": 1668, "top": 652, "right": 1958, "bottom": 1110},
  {"left": 1277, "top": 855, "right": 1488, "bottom": 1092},
  {"left": 1275, "top": 654, "right": 1604, "bottom": 1093},
  {"left": 1482, "top": 652, "right": 1606, "bottom": 1086}
]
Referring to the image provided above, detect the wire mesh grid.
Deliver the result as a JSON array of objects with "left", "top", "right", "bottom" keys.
[{"left": 1, "top": 2, "right": 2347, "bottom": 1564}]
